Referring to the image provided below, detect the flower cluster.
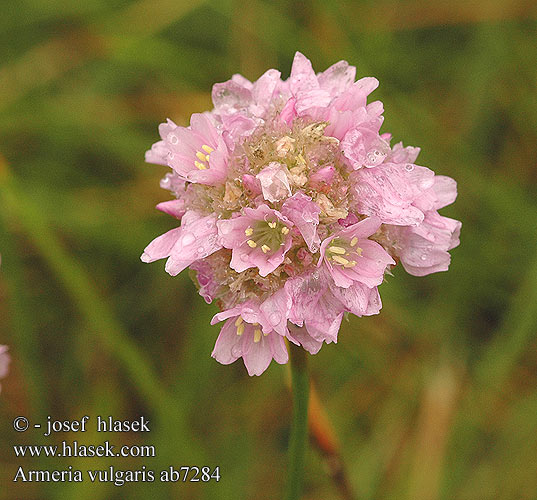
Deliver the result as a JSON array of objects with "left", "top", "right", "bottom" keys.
[{"left": 142, "top": 53, "right": 461, "bottom": 375}]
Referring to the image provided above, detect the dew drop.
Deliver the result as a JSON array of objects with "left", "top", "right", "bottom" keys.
[
  {"left": 405, "top": 164, "right": 414, "bottom": 172},
  {"left": 197, "top": 246, "right": 205, "bottom": 255},
  {"left": 219, "top": 221, "right": 232, "bottom": 235},
  {"left": 167, "top": 133, "right": 179, "bottom": 145},
  {"left": 269, "top": 312, "right": 281, "bottom": 326},
  {"left": 420, "top": 254, "right": 427, "bottom": 261},
  {"left": 182, "top": 233, "right": 195, "bottom": 246}
]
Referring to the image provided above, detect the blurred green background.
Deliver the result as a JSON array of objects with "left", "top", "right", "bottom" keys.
[{"left": 1, "top": 0, "right": 536, "bottom": 498}]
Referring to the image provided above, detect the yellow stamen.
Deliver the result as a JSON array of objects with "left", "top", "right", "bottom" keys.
[
  {"left": 268, "top": 221, "right": 277, "bottom": 229},
  {"left": 196, "top": 151, "right": 207, "bottom": 162},
  {"left": 332, "top": 255, "right": 350, "bottom": 266},
  {"left": 261, "top": 244, "right": 271, "bottom": 254},
  {"left": 356, "top": 247, "right": 363, "bottom": 256},
  {"left": 344, "top": 261, "right": 357, "bottom": 268},
  {"left": 194, "top": 161, "right": 206, "bottom": 170},
  {"left": 281, "top": 226, "right": 290, "bottom": 235},
  {"left": 350, "top": 237, "right": 358, "bottom": 247},
  {"left": 201, "top": 145, "right": 214, "bottom": 154},
  {"left": 247, "top": 240, "right": 257, "bottom": 248},
  {"left": 236, "top": 323, "right": 244, "bottom": 336},
  {"left": 263, "top": 331, "right": 269, "bottom": 336},
  {"left": 235, "top": 317, "right": 243, "bottom": 327},
  {"left": 253, "top": 329, "right": 262, "bottom": 343},
  {"left": 328, "top": 246, "right": 346, "bottom": 255},
  {"left": 244, "top": 227, "right": 254, "bottom": 236}
]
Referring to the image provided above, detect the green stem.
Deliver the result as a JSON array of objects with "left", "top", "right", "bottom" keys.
[{"left": 285, "top": 341, "right": 310, "bottom": 500}]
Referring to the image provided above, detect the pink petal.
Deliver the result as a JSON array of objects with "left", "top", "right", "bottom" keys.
[
  {"left": 282, "top": 192, "right": 321, "bottom": 252},
  {"left": 212, "top": 79, "right": 251, "bottom": 115},
  {"left": 287, "top": 324, "right": 323, "bottom": 355},
  {"left": 211, "top": 319, "right": 243, "bottom": 365},
  {"left": 289, "top": 52, "right": 319, "bottom": 95},
  {"left": 269, "top": 334, "right": 289, "bottom": 364},
  {"left": 318, "top": 60, "right": 356, "bottom": 97},
  {"left": 251, "top": 69, "right": 281, "bottom": 115},
  {"left": 332, "top": 77, "right": 379, "bottom": 112},
  {"left": 0, "top": 345, "right": 10, "bottom": 380},
  {"left": 280, "top": 97, "right": 297, "bottom": 126},
  {"left": 256, "top": 162, "right": 292, "bottom": 202},
  {"left": 140, "top": 227, "right": 182, "bottom": 263},
  {"left": 432, "top": 175, "right": 458, "bottom": 209},
  {"left": 165, "top": 212, "right": 221, "bottom": 276},
  {"left": 156, "top": 199, "right": 185, "bottom": 219},
  {"left": 241, "top": 330, "right": 274, "bottom": 376},
  {"left": 260, "top": 288, "right": 290, "bottom": 336}
]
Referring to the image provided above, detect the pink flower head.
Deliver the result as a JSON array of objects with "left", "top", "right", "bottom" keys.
[
  {"left": 218, "top": 204, "right": 293, "bottom": 277},
  {"left": 0, "top": 345, "right": 10, "bottom": 393},
  {"left": 142, "top": 52, "right": 461, "bottom": 375}
]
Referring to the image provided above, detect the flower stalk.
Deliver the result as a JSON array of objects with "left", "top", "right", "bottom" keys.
[{"left": 285, "top": 339, "right": 310, "bottom": 500}]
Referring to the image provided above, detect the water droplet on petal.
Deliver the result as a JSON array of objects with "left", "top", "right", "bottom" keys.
[
  {"left": 269, "top": 312, "right": 281, "bottom": 325},
  {"left": 182, "top": 233, "right": 195, "bottom": 246},
  {"left": 197, "top": 246, "right": 205, "bottom": 255},
  {"left": 405, "top": 164, "right": 414, "bottom": 172},
  {"left": 240, "top": 254, "right": 249, "bottom": 262},
  {"left": 421, "top": 254, "right": 427, "bottom": 261},
  {"left": 167, "top": 133, "right": 179, "bottom": 145},
  {"left": 219, "top": 221, "right": 232, "bottom": 235}
]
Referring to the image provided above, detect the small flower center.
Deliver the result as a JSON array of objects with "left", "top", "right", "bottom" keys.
[
  {"left": 244, "top": 219, "right": 290, "bottom": 254},
  {"left": 326, "top": 237, "right": 362, "bottom": 268},
  {"left": 194, "top": 144, "right": 214, "bottom": 170}
]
